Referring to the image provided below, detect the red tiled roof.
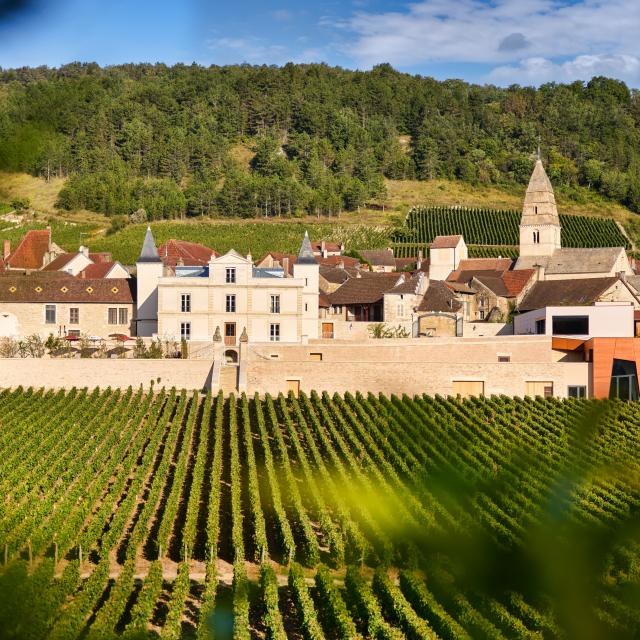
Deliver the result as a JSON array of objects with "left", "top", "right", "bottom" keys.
[
  {"left": 319, "top": 291, "right": 331, "bottom": 308},
  {"left": 501, "top": 269, "right": 536, "bottom": 297},
  {"left": 80, "top": 262, "right": 121, "bottom": 278},
  {"left": 6, "top": 229, "right": 50, "bottom": 270},
  {"left": 431, "top": 235, "right": 462, "bottom": 249},
  {"left": 0, "top": 276, "right": 135, "bottom": 303},
  {"left": 89, "top": 252, "right": 112, "bottom": 264},
  {"left": 42, "top": 253, "right": 77, "bottom": 272},
  {"left": 359, "top": 249, "right": 396, "bottom": 267},
  {"left": 158, "top": 239, "right": 218, "bottom": 267},
  {"left": 316, "top": 255, "right": 361, "bottom": 268},
  {"left": 311, "top": 241, "right": 342, "bottom": 252},
  {"left": 455, "top": 257, "right": 514, "bottom": 272}
]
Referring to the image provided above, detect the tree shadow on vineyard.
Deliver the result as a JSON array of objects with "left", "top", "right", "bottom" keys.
[{"left": 342, "top": 400, "right": 640, "bottom": 640}]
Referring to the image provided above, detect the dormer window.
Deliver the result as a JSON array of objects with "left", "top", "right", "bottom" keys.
[{"left": 533, "top": 230, "right": 540, "bottom": 244}]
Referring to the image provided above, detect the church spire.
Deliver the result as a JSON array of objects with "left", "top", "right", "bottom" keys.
[
  {"left": 521, "top": 157, "right": 559, "bottom": 227},
  {"left": 138, "top": 226, "right": 162, "bottom": 263},
  {"left": 295, "top": 230, "right": 317, "bottom": 265}
]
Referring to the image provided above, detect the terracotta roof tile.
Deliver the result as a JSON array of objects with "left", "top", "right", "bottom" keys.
[
  {"left": 431, "top": 235, "right": 462, "bottom": 249},
  {"left": 310, "top": 241, "right": 342, "bottom": 252},
  {"left": 6, "top": 229, "right": 51, "bottom": 270},
  {"left": 80, "top": 262, "right": 122, "bottom": 278},
  {"left": 359, "top": 249, "right": 396, "bottom": 267},
  {"left": 501, "top": 269, "right": 536, "bottom": 297},
  {"left": 317, "top": 255, "right": 360, "bottom": 268},
  {"left": 158, "top": 239, "right": 218, "bottom": 267},
  {"left": 456, "top": 257, "right": 514, "bottom": 272},
  {"left": 89, "top": 252, "right": 113, "bottom": 264},
  {"left": 42, "top": 253, "right": 77, "bottom": 271},
  {"left": 0, "top": 276, "right": 135, "bottom": 303}
]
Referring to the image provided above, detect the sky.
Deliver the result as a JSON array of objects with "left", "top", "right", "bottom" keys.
[{"left": 0, "top": 0, "right": 639, "bottom": 87}]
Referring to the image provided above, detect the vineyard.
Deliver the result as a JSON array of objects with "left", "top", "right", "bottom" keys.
[
  {"left": 1, "top": 388, "right": 639, "bottom": 638},
  {"left": 391, "top": 207, "right": 631, "bottom": 257}
]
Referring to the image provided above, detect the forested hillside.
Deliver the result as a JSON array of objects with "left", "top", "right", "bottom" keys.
[{"left": 1, "top": 62, "right": 639, "bottom": 224}]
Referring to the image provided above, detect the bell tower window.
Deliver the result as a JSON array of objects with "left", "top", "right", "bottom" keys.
[{"left": 533, "top": 230, "right": 540, "bottom": 244}]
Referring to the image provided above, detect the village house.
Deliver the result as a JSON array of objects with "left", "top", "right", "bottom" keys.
[
  {"left": 2, "top": 228, "right": 65, "bottom": 271},
  {"left": 0, "top": 274, "right": 135, "bottom": 339}
]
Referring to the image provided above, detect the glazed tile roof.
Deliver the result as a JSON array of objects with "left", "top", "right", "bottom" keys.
[{"left": 0, "top": 276, "right": 135, "bottom": 303}]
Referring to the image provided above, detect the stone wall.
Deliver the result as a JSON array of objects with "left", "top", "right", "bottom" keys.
[{"left": 0, "top": 358, "right": 213, "bottom": 390}]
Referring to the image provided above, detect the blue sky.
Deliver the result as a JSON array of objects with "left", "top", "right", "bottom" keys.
[{"left": 1, "top": 0, "right": 639, "bottom": 87}]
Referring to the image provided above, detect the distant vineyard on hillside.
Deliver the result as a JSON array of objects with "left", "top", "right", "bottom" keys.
[
  {"left": 392, "top": 242, "right": 520, "bottom": 259},
  {"left": 1, "top": 388, "right": 639, "bottom": 637},
  {"left": 391, "top": 206, "right": 631, "bottom": 255}
]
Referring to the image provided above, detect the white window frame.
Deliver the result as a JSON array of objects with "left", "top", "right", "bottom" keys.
[
  {"left": 108, "top": 307, "right": 118, "bottom": 325},
  {"left": 180, "top": 321, "right": 191, "bottom": 341},
  {"left": 270, "top": 323, "right": 280, "bottom": 342},
  {"left": 69, "top": 307, "right": 79, "bottom": 325},
  {"left": 45, "top": 304, "right": 56, "bottom": 325},
  {"left": 568, "top": 385, "right": 587, "bottom": 398},
  {"left": 181, "top": 293, "right": 191, "bottom": 313},
  {"left": 226, "top": 267, "right": 236, "bottom": 283},
  {"left": 270, "top": 294, "right": 280, "bottom": 314},
  {"left": 118, "top": 308, "right": 128, "bottom": 326},
  {"left": 226, "top": 294, "right": 236, "bottom": 313}
]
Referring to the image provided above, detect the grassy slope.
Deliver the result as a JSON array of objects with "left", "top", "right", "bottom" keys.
[{"left": 1, "top": 169, "right": 638, "bottom": 261}]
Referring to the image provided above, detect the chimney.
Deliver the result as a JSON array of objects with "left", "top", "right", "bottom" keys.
[
  {"left": 46, "top": 225, "right": 52, "bottom": 251},
  {"left": 246, "top": 253, "right": 252, "bottom": 262},
  {"left": 321, "top": 240, "right": 326, "bottom": 253},
  {"left": 417, "top": 249, "right": 423, "bottom": 270},
  {"left": 282, "top": 256, "right": 289, "bottom": 277},
  {"left": 81, "top": 270, "right": 86, "bottom": 279},
  {"left": 79, "top": 245, "right": 89, "bottom": 258},
  {"left": 3, "top": 239, "right": 9, "bottom": 260}
]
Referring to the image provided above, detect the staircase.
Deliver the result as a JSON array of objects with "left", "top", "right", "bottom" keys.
[{"left": 219, "top": 365, "right": 238, "bottom": 395}]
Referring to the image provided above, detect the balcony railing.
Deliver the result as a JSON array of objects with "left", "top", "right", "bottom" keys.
[{"left": 322, "top": 331, "right": 334, "bottom": 339}]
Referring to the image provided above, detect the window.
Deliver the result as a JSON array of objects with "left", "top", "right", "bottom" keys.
[
  {"left": 69, "top": 308, "right": 79, "bottom": 325},
  {"left": 108, "top": 308, "right": 118, "bottom": 325},
  {"left": 226, "top": 267, "right": 236, "bottom": 283},
  {"left": 118, "top": 309, "right": 128, "bottom": 325},
  {"left": 397, "top": 304, "right": 404, "bottom": 316},
  {"left": 533, "top": 230, "right": 540, "bottom": 244},
  {"left": 535, "top": 319, "right": 546, "bottom": 334},
  {"left": 305, "top": 303, "right": 308, "bottom": 312},
  {"left": 534, "top": 206, "right": 538, "bottom": 214},
  {"left": 270, "top": 323, "right": 280, "bottom": 342},
  {"left": 498, "top": 355, "right": 511, "bottom": 363},
  {"left": 568, "top": 385, "right": 586, "bottom": 398},
  {"left": 225, "top": 294, "right": 236, "bottom": 313},
  {"left": 525, "top": 381, "right": 554, "bottom": 398},
  {"left": 479, "top": 310, "right": 486, "bottom": 320},
  {"left": 270, "top": 294, "right": 280, "bottom": 314},
  {"left": 180, "top": 322, "right": 191, "bottom": 341},
  {"left": 552, "top": 315, "right": 589, "bottom": 335},
  {"left": 45, "top": 304, "right": 56, "bottom": 324},
  {"left": 67, "top": 329, "right": 80, "bottom": 338},
  {"left": 181, "top": 293, "right": 191, "bottom": 313},
  {"left": 310, "top": 352, "right": 323, "bottom": 361},
  {"left": 609, "top": 359, "right": 639, "bottom": 401}
]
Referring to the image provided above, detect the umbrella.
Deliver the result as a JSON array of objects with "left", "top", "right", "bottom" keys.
[
  {"left": 108, "top": 333, "right": 131, "bottom": 342},
  {"left": 63, "top": 335, "right": 79, "bottom": 342},
  {"left": 88, "top": 335, "right": 103, "bottom": 342}
]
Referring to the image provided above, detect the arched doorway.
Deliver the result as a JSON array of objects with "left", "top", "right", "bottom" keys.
[{"left": 224, "top": 349, "right": 239, "bottom": 364}]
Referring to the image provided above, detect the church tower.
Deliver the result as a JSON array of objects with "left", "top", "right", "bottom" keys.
[
  {"left": 519, "top": 157, "right": 561, "bottom": 258},
  {"left": 292, "top": 231, "right": 319, "bottom": 340},
  {"left": 136, "top": 226, "right": 164, "bottom": 336}
]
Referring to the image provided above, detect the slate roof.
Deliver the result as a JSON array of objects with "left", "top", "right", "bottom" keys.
[
  {"left": 295, "top": 231, "right": 318, "bottom": 265},
  {"left": 418, "top": 281, "right": 462, "bottom": 313},
  {"left": 329, "top": 272, "right": 403, "bottom": 305},
  {"left": 359, "top": 249, "right": 396, "bottom": 267},
  {"left": 515, "top": 247, "right": 625, "bottom": 274},
  {"left": 5, "top": 229, "right": 51, "bottom": 270},
  {"left": 0, "top": 276, "right": 136, "bottom": 303},
  {"left": 158, "top": 239, "right": 218, "bottom": 267},
  {"left": 431, "top": 235, "right": 463, "bottom": 249},
  {"left": 518, "top": 277, "right": 618, "bottom": 312},
  {"left": 138, "top": 227, "right": 162, "bottom": 264}
]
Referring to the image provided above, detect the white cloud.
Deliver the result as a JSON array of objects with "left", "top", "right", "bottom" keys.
[
  {"left": 337, "top": 0, "right": 640, "bottom": 85},
  {"left": 488, "top": 54, "right": 640, "bottom": 86},
  {"left": 206, "top": 37, "right": 288, "bottom": 64}
]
